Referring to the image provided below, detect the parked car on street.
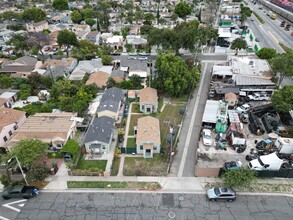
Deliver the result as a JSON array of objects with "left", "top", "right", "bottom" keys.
[
  {"left": 139, "top": 57, "right": 148, "bottom": 61},
  {"left": 202, "top": 129, "right": 212, "bottom": 146},
  {"left": 207, "top": 187, "right": 236, "bottom": 202},
  {"left": 128, "top": 56, "right": 137, "bottom": 60},
  {"left": 2, "top": 185, "right": 39, "bottom": 200}
]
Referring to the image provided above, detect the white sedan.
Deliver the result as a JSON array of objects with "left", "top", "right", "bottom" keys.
[{"left": 202, "top": 129, "right": 212, "bottom": 146}]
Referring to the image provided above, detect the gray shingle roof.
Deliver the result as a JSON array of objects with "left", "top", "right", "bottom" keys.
[
  {"left": 120, "top": 60, "right": 148, "bottom": 71},
  {"left": 84, "top": 116, "right": 115, "bottom": 144},
  {"left": 97, "top": 99, "right": 119, "bottom": 113},
  {"left": 100, "top": 87, "right": 123, "bottom": 103}
]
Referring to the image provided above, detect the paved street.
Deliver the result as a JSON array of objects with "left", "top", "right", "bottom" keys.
[
  {"left": 248, "top": 1, "right": 293, "bottom": 51},
  {"left": 0, "top": 193, "right": 290, "bottom": 220}
]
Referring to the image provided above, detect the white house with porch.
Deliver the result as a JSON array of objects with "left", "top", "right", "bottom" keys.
[{"left": 136, "top": 116, "right": 160, "bottom": 158}]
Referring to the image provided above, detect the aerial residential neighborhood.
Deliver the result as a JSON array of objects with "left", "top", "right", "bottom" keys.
[{"left": 0, "top": 0, "right": 293, "bottom": 219}]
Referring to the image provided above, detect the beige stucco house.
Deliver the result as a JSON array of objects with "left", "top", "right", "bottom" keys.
[
  {"left": 0, "top": 108, "right": 26, "bottom": 149},
  {"left": 5, "top": 112, "right": 77, "bottom": 150},
  {"left": 139, "top": 87, "right": 158, "bottom": 114},
  {"left": 136, "top": 116, "right": 160, "bottom": 158}
]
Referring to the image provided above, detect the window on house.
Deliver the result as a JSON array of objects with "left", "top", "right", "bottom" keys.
[
  {"left": 154, "top": 146, "right": 157, "bottom": 151},
  {"left": 3, "top": 136, "right": 8, "bottom": 142},
  {"left": 102, "top": 145, "right": 106, "bottom": 149},
  {"left": 147, "top": 108, "right": 151, "bottom": 112},
  {"left": 9, "top": 131, "right": 12, "bottom": 136},
  {"left": 140, "top": 145, "right": 143, "bottom": 150}
]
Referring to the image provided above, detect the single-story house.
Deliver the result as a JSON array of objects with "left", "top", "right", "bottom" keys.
[
  {"left": 0, "top": 91, "right": 18, "bottom": 108},
  {"left": 97, "top": 87, "right": 124, "bottom": 122},
  {"left": 0, "top": 56, "right": 37, "bottom": 78},
  {"left": 139, "top": 87, "right": 158, "bottom": 114},
  {"left": 136, "top": 116, "right": 161, "bottom": 158},
  {"left": 26, "top": 20, "right": 48, "bottom": 32},
  {"left": 225, "top": 92, "right": 237, "bottom": 108},
  {"left": 0, "top": 108, "right": 26, "bottom": 148},
  {"left": 69, "top": 58, "right": 103, "bottom": 81},
  {"left": 85, "top": 31, "right": 100, "bottom": 44},
  {"left": 86, "top": 71, "right": 110, "bottom": 89},
  {"left": 6, "top": 112, "right": 78, "bottom": 150},
  {"left": 84, "top": 116, "right": 115, "bottom": 155}
]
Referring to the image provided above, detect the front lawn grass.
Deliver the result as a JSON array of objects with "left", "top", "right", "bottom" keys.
[
  {"left": 126, "top": 138, "right": 136, "bottom": 148},
  {"left": 131, "top": 104, "right": 141, "bottom": 113},
  {"left": 76, "top": 157, "right": 107, "bottom": 171},
  {"left": 128, "top": 114, "right": 144, "bottom": 135},
  {"left": 123, "top": 154, "right": 168, "bottom": 176},
  {"left": 67, "top": 181, "right": 161, "bottom": 190},
  {"left": 159, "top": 104, "right": 184, "bottom": 144},
  {"left": 110, "top": 157, "right": 120, "bottom": 176}
]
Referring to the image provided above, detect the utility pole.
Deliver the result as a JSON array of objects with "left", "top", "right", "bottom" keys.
[
  {"left": 167, "top": 125, "right": 174, "bottom": 173},
  {"left": 8, "top": 156, "right": 28, "bottom": 186}
]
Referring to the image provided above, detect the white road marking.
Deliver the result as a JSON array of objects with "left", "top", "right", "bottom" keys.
[
  {"left": 2, "top": 199, "right": 27, "bottom": 212},
  {"left": 177, "top": 62, "right": 208, "bottom": 177},
  {"left": 0, "top": 216, "right": 10, "bottom": 220},
  {"left": 18, "top": 203, "right": 25, "bottom": 207}
]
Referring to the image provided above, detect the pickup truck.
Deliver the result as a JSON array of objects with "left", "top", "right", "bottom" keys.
[
  {"left": 248, "top": 93, "right": 270, "bottom": 101},
  {"left": 1, "top": 185, "right": 39, "bottom": 200}
]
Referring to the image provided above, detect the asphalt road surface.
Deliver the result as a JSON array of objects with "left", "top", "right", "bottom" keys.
[
  {"left": 248, "top": 1, "right": 293, "bottom": 51},
  {"left": 0, "top": 192, "right": 292, "bottom": 220}
]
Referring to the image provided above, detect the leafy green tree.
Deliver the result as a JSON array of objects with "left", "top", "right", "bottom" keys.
[
  {"left": 62, "top": 140, "right": 80, "bottom": 163},
  {"left": 57, "top": 30, "right": 78, "bottom": 57},
  {"left": 129, "top": 74, "right": 143, "bottom": 89},
  {"left": 134, "top": 10, "right": 144, "bottom": 24},
  {"left": 271, "top": 85, "right": 293, "bottom": 113},
  {"left": 223, "top": 167, "right": 256, "bottom": 188},
  {"left": 101, "top": 55, "right": 113, "bottom": 65},
  {"left": 125, "top": 43, "right": 133, "bottom": 52},
  {"left": 240, "top": 3, "right": 252, "bottom": 24},
  {"left": 95, "top": 0, "right": 111, "bottom": 31},
  {"left": 140, "top": 25, "right": 154, "bottom": 36},
  {"left": 0, "top": 11, "right": 21, "bottom": 21},
  {"left": 121, "top": 26, "right": 131, "bottom": 39},
  {"left": 6, "top": 140, "right": 47, "bottom": 168},
  {"left": 18, "top": 84, "right": 32, "bottom": 100},
  {"left": 0, "top": 74, "right": 12, "bottom": 88},
  {"left": 174, "top": 1, "right": 193, "bottom": 20},
  {"left": 22, "top": 7, "right": 46, "bottom": 22},
  {"left": 118, "top": 80, "right": 133, "bottom": 90},
  {"left": 26, "top": 162, "right": 50, "bottom": 182},
  {"left": 256, "top": 48, "right": 277, "bottom": 59},
  {"left": 270, "top": 51, "right": 293, "bottom": 86},
  {"left": 206, "top": 0, "right": 217, "bottom": 13},
  {"left": 143, "top": 13, "right": 155, "bottom": 25},
  {"left": 85, "top": 18, "right": 95, "bottom": 27},
  {"left": 71, "top": 40, "right": 99, "bottom": 60},
  {"left": 107, "top": 77, "right": 117, "bottom": 88},
  {"left": 154, "top": 54, "right": 199, "bottom": 96},
  {"left": 230, "top": 38, "right": 247, "bottom": 55},
  {"left": 52, "top": 0, "right": 68, "bottom": 10},
  {"left": 6, "top": 24, "right": 25, "bottom": 31},
  {"left": 27, "top": 32, "right": 50, "bottom": 63},
  {"left": 81, "top": 8, "right": 96, "bottom": 19},
  {"left": 7, "top": 34, "right": 31, "bottom": 56},
  {"left": 71, "top": 10, "right": 83, "bottom": 24}
]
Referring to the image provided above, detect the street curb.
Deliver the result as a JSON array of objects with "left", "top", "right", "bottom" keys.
[{"left": 39, "top": 189, "right": 293, "bottom": 197}]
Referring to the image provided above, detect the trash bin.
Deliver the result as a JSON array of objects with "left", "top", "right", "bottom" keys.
[{"left": 50, "top": 168, "right": 55, "bottom": 175}]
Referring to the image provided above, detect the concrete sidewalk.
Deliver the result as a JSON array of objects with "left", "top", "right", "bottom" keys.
[{"left": 43, "top": 175, "right": 293, "bottom": 195}]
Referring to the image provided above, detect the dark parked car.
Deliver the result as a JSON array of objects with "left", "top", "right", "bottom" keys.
[
  {"left": 207, "top": 187, "right": 236, "bottom": 202},
  {"left": 285, "top": 24, "right": 291, "bottom": 31},
  {"left": 2, "top": 185, "right": 39, "bottom": 200}
]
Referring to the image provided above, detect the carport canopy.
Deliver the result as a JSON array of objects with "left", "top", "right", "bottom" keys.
[{"left": 202, "top": 100, "right": 219, "bottom": 124}]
